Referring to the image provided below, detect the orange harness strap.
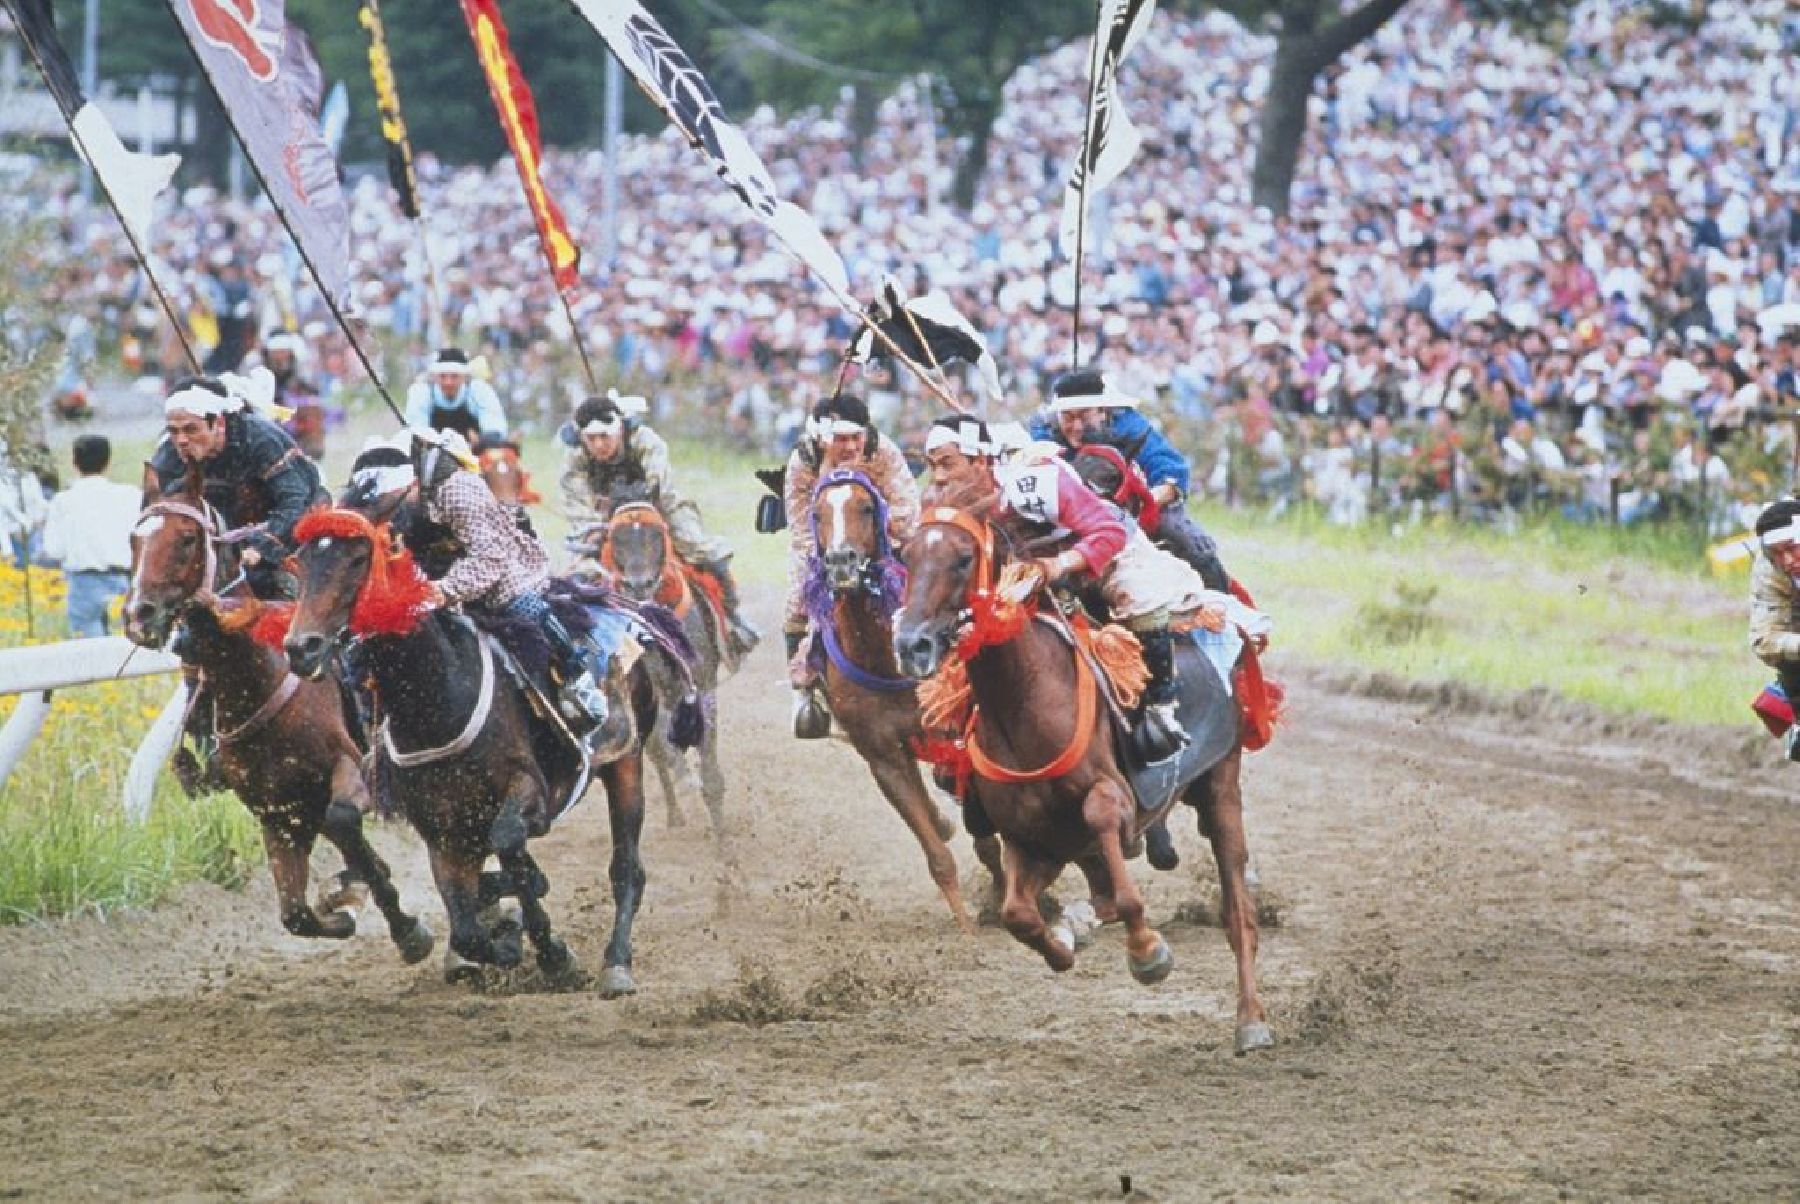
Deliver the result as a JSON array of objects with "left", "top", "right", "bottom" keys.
[{"left": 963, "top": 620, "right": 1098, "bottom": 784}]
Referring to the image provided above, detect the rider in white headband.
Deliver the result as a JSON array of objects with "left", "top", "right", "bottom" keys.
[{"left": 1751, "top": 496, "right": 1800, "bottom": 762}]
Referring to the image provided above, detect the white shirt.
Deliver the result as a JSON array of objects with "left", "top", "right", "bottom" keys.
[{"left": 42, "top": 475, "right": 141, "bottom": 572}]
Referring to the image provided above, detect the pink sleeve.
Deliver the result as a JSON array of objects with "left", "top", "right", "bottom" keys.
[{"left": 1055, "top": 467, "right": 1127, "bottom": 574}]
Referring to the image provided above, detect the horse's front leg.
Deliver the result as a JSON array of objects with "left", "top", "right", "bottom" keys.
[
  {"left": 320, "top": 758, "right": 433, "bottom": 964},
  {"left": 1000, "top": 839, "right": 1074, "bottom": 972},
  {"left": 1190, "top": 747, "right": 1272, "bottom": 1053},
  {"left": 261, "top": 819, "right": 354, "bottom": 939},
  {"left": 597, "top": 752, "right": 647, "bottom": 998},
  {"left": 862, "top": 743, "right": 972, "bottom": 933},
  {"left": 432, "top": 845, "right": 518, "bottom": 981},
  {"left": 647, "top": 721, "right": 687, "bottom": 829},
  {"left": 1082, "top": 779, "right": 1173, "bottom": 986},
  {"left": 491, "top": 784, "right": 575, "bottom": 982}
]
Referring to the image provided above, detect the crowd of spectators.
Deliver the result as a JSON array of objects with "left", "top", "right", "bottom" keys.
[{"left": 10, "top": 0, "right": 1800, "bottom": 537}]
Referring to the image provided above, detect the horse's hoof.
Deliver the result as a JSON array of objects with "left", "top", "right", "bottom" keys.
[
  {"left": 1128, "top": 937, "right": 1174, "bottom": 986},
  {"left": 931, "top": 803, "right": 959, "bottom": 842},
  {"left": 536, "top": 937, "right": 578, "bottom": 980},
  {"left": 1060, "top": 900, "right": 1099, "bottom": 951},
  {"left": 597, "top": 964, "right": 637, "bottom": 999},
  {"left": 1234, "top": 1022, "right": 1275, "bottom": 1055},
  {"left": 394, "top": 918, "right": 435, "bottom": 965},
  {"left": 443, "top": 947, "right": 483, "bottom": 985},
  {"left": 490, "top": 921, "right": 524, "bottom": 967},
  {"left": 318, "top": 873, "right": 370, "bottom": 915},
  {"left": 318, "top": 909, "right": 357, "bottom": 940},
  {"left": 1145, "top": 824, "right": 1180, "bottom": 872}
]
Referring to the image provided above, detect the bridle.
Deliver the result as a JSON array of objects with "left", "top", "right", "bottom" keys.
[{"left": 134, "top": 497, "right": 253, "bottom": 611}]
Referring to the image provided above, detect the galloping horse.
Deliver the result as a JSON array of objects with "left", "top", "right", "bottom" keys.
[
  {"left": 123, "top": 474, "right": 433, "bottom": 963},
  {"left": 282, "top": 491, "right": 662, "bottom": 996},
  {"left": 807, "top": 470, "right": 1000, "bottom": 931},
  {"left": 892, "top": 498, "right": 1271, "bottom": 1053},
  {"left": 477, "top": 442, "right": 539, "bottom": 509},
  {"left": 592, "top": 495, "right": 727, "bottom": 836}
]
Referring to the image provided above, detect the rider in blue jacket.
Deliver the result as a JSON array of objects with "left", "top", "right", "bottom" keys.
[{"left": 1029, "top": 367, "right": 1231, "bottom": 591}]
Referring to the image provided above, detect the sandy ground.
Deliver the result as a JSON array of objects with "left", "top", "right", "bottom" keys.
[{"left": 0, "top": 630, "right": 1795, "bottom": 1202}]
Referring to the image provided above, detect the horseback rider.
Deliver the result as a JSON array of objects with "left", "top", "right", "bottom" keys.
[
  {"left": 408, "top": 427, "right": 608, "bottom": 729},
  {"left": 143, "top": 370, "right": 328, "bottom": 793},
  {"left": 558, "top": 390, "right": 760, "bottom": 665},
  {"left": 1030, "top": 367, "right": 1231, "bottom": 592},
  {"left": 1751, "top": 497, "right": 1800, "bottom": 761},
  {"left": 924, "top": 414, "right": 1204, "bottom": 761},
  {"left": 404, "top": 347, "right": 508, "bottom": 448},
  {"left": 144, "top": 369, "right": 326, "bottom": 600},
  {"left": 782, "top": 393, "right": 920, "bottom": 736}
]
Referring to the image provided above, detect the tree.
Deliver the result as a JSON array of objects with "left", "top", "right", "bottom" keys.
[
  {"left": 730, "top": 0, "right": 1093, "bottom": 210},
  {"left": 1241, "top": 0, "right": 1413, "bottom": 217}
]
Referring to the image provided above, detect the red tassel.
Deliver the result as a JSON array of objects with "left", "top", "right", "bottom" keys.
[{"left": 251, "top": 603, "right": 295, "bottom": 650}]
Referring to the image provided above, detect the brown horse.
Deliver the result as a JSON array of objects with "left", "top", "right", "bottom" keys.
[
  {"left": 282, "top": 495, "right": 655, "bottom": 996},
  {"left": 477, "top": 443, "right": 540, "bottom": 508},
  {"left": 891, "top": 501, "right": 1271, "bottom": 1054},
  {"left": 594, "top": 499, "right": 726, "bottom": 837},
  {"left": 122, "top": 477, "right": 433, "bottom": 963},
  {"left": 807, "top": 470, "right": 1000, "bottom": 931}
]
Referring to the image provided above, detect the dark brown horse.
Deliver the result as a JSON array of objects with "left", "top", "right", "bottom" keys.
[
  {"left": 122, "top": 477, "right": 433, "bottom": 963},
  {"left": 283, "top": 497, "right": 656, "bottom": 996},
  {"left": 807, "top": 470, "right": 1000, "bottom": 931},
  {"left": 892, "top": 501, "right": 1271, "bottom": 1053},
  {"left": 594, "top": 499, "right": 726, "bottom": 837}
]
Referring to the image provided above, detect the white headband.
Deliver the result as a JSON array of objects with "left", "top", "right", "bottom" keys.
[
  {"left": 1762, "top": 519, "right": 1800, "bottom": 549},
  {"left": 164, "top": 385, "right": 238, "bottom": 418},
  {"left": 807, "top": 416, "right": 866, "bottom": 442},
  {"left": 924, "top": 420, "right": 992, "bottom": 457},
  {"left": 430, "top": 359, "right": 473, "bottom": 376},
  {"left": 351, "top": 464, "right": 417, "bottom": 496},
  {"left": 581, "top": 416, "right": 624, "bottom": 437}
]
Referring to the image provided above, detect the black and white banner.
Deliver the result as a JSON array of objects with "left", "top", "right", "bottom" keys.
[
  {"left": 852, "top": 278, "right": 1002, "bottom": 402},
  {"left": 1060, "top": 0, "right": 1156, "bottom": 253},
  {"left": 4, "top": 0, "right": 180, "bottom": 248},
  {"left": 566, "top": 0, "right": 849, "bottom": 298}
]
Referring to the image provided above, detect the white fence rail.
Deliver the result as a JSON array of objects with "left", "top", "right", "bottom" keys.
[{"left": 0, "top": 636, "right": 185, "bottom": 822}]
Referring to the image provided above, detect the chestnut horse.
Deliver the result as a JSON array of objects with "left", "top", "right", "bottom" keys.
[
  {"left": 123, "top": 477, "right": 433, "bottom": 963},
  {"left": 595, "top": 499, "right": 726, "bottom": 837},
  {"left": 283, "top": 495, "right": 658, "bottom": 996},
  {"left": 892, "top": 501, "right": 1271, "bottom": 1054},
  {"left": 808, "top": 470, "right": 1001, "bottom": 931},
  {"left": 478, "top": 443, "right": 539, "bottom": 508}
]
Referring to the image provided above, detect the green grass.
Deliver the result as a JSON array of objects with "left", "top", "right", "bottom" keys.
[
  {"left": 1200, "top": 501, "right": 1760, "bottom": 727},
  {"left": 0, "top": 678, "right": 263, "bottom": 923}
]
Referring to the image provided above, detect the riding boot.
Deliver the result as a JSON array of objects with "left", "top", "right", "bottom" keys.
[
  {"left": 703, "top": 557, "right": 760, "bottom": 662},
  {"left": 1133, "top": 627, "right": 1189, "bottom": 763},
  {"left": 542, "top": 613, "right": 608, "bottom": 730}
]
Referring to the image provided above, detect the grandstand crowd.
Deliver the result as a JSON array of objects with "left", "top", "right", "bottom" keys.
[{"left": 9, "top": 0, "right": 1800, "bottom": 535}]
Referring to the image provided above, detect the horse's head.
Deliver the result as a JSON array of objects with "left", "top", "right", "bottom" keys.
[
  {"left": 892, "top": 505, "right": 996, "bottom": 680},
  {"left": 812, "top": 470, "right": 889, "bottom": 594},
  {"left": 285, "top": 495, "right": 431, "bottom": 679},
  {"left": 124, "top": 484, "right": 233, "bottom": 649},
  {"left": 479, "top": 443, "right": 538, "bottom": 506},
  {"left": 604, "top": 502, "right": 672, "bottom": 602}
]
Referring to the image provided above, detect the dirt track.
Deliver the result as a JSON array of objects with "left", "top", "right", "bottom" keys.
[{"left": 1, "top": 633, "right": 1796, "bottom": 1201}]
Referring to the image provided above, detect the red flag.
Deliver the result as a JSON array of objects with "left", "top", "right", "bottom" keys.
[{"left": 460, "top": 0, "right": 579, "bottom": 291}]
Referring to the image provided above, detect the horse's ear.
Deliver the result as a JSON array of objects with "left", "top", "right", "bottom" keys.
[{"left": 182, "top": 462, "right": 205, "bottom": 500}]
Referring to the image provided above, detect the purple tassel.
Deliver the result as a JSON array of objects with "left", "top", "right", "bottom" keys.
[{"left": 670, "top": 693, "right": 706, "bottom": 751}]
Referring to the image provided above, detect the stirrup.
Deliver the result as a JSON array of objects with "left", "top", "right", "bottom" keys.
[
  {"left": 792, "top": 686, "right": 830, "bottom": 740},
  {"left": 1133, "top": 701, "right": 1189, "bottom": 763},
  {"left": 559, "top": 672, "right": 609, "bottom": 727}
]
